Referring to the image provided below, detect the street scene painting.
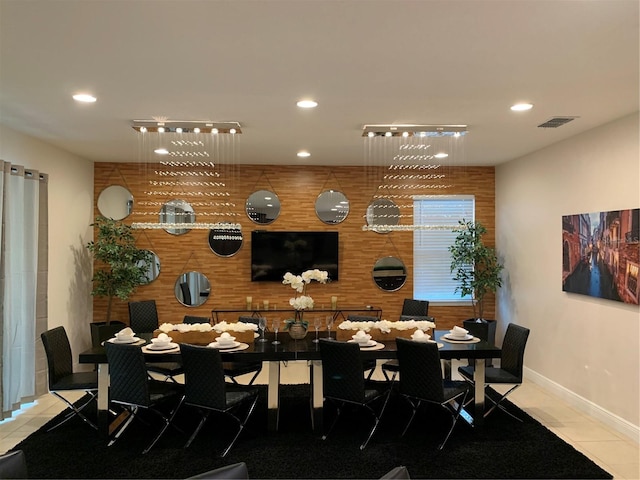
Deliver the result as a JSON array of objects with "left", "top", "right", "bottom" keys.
[{"left": 562, "top": 208, "right": 640, "bottom": 305}]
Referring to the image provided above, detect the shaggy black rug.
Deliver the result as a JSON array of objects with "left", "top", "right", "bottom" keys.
[{"left": 13, "top": 384, "right": 611, "bottom": 479}]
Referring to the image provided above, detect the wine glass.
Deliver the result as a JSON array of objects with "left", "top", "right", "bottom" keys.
[
  {"left": 272, "top": 318, "right": 281, "bottom": 345},
  {"left": 258, "top": 316, "right": 268, "bottom": 342},
  {"left": 326, "top": 315, "right": 334, "bottom": 339},
  {"left": 312, "top": 317, "right": 323, "bottom": 343}
]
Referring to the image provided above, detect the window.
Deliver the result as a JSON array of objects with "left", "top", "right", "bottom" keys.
[{"left": 413, "top": 195, "right": 475, "bottom": 303}]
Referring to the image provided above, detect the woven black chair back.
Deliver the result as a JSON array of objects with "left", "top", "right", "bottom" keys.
[
  {"left": 105, "top": 342, "right": 151, "bottom": 407},
  {"left": 183, "top": 315, "right": 211, "bottom": 325},
  {"left": 319, "top": 339, "right": 365, "bottom": 403},
  {"left": 41, "top": 326, "right": 73, "bottom": 387},
  {"left": 238, "top": 315, "right": 261, "bottom": 325},
  {"left": 346, "top": 314, "right": 379, "bottom": 323},
  {"left": 500, "top": 323, "right": 530, "bottom": 380},
  {"left": 180, "top": 343, "right": 228, "bottom": 409},
  {"left": 401, "top": 299, "right": 429, "bottom": 317},
  {"left": 128, "top": 300, "right": 159, "bottom": 333},
  {"left": 396, "top": 338, "right": 445, "bottom": 403}
]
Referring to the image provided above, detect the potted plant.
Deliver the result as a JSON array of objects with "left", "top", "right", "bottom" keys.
[
  {"left": 282, "top": 269, "right": 330, "bottom": 339},
  {"left": 449, "top": 220, "right": 504, "bottom": 345},
  {"left": 86, "top": 215, "right": 153, "bottom": 345}
]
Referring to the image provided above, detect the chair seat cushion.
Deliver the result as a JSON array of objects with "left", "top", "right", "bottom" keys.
[
  {"left": 458, "top": 366, "right": 520, "bottom": 384},
  {"left": 225, "top": 389, "right": 257, "bottom": 407},
  {"left": 222, "top": 361, "right": 262, "bottom": 377},
  {"left": 147, "top": 362, "right": 184, "bottom": 376},
  {"left": 381, "top": 359, "right": 399, "bottom": 372},
  {"left": 148, "top": 379, "right": 184, "bottom": 403},
  {"left": 442, "top": 380, "right": 469, "bottom": 400},
  {"left": 51, "top": 371, "right": 98, "bottom": 391}
]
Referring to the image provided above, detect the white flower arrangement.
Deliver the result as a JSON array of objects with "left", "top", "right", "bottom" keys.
[
  {"left": 158, "top": 322, "right": 213, "bottom": 333},
  {"left": 283, "top": 269, "right": 329, "bottom": 311},
  {"left": 212, "top": 321, "right": 258, "bottom": 333},
  {"left": 338, "top": 319, "right": 436, "bottom": 333}
]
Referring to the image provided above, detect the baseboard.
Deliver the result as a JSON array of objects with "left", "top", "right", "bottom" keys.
[{"left": 524, "top": 367, "right": 639, "bottom": 443}]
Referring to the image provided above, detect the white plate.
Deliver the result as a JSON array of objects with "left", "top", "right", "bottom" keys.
[
  {"left": 444, "top": 333, "right": 473, "bottom": 341},
  {"left": 146, "top": 342, "right": 179, "bottom": 351},
  {"left": 208, "top": 341, "right": 240, "bottom": 349},
  {"left": 348, "top": 339, "right": 377, "bottom": 347},
  {"left": 109, "top": 337, "right": 141, "bottom": 344}
]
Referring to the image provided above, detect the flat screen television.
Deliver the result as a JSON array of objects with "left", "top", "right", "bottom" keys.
[{"left": 251, "top": 231, "right": 339, "bottom": 282}]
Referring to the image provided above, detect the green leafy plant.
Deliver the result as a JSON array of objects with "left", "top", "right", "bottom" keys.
[
  {"left": 449, "top": 220, "right": 504, "bottom": 320},
  {"left": 86, "top": 216, "right": 153, "bottom": 325}
]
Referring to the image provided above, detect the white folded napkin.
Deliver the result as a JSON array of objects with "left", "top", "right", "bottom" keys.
[
  {"left": 352, "top": 330, "right": 372, "bottom": 345},
  {"left": 216, "top": 332, "right": 236, "bottom": 346},
  {"left": 115, "top": 327, "right": 135, "bottom": 341},
  {"left": 450, "top": 326, "right": 469, "bottom": 337},
  {"left": 411, "top": 329, "right": 431, "bottom": 342},
  {"left": 151, "top": 333, "right": 173, "bottom": 346}
]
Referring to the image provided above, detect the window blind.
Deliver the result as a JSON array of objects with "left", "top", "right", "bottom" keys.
[{"left": 413, "top": 196, "right": 475, "bottom": 302}]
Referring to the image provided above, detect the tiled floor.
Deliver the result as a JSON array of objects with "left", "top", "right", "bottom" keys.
[{"left": 1, "top": 362, "right": 638, "bottom": 479}]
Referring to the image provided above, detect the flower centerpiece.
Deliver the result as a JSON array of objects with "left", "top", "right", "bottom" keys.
[{"left": 282, "top": 269, "right": 329, "bottom": 338}]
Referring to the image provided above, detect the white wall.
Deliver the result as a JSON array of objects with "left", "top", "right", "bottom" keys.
[
  {"left": 0, "top": 124, "right": 94, "bottom": 364},
  {"left": 496, "top": 113, "right": 640, "bottom": 439}
]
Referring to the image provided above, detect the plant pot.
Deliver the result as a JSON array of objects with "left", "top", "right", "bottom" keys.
[
  {"left": 288, "top": 323, "right": 308, "bottom": 340},
  {"left": 463, "top": 318, "right": 496, "bottom": 367},
  {"left": 90, "top": 321, "right": 127, "bottom": 348}
]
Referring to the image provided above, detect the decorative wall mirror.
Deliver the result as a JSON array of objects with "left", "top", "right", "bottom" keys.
[
  {"left": 97, "top": 185, "right": 133, "bottom": 220},
  {"left": 175, "top": 271, "right": 211, "bottom": 307},
  {"left": 372, "top": 256, "right": 407, "bottom": 291},
  {"left": 160, "top": 199, "right": 195, "bottom": 235},
  {"left": 246, "top": 189, "right": 280, "bottom": 224},
  {"left": 137, "top": 250, "right": 161, "bottom": 284},
  {"left": 315, "top": 190, "right": 349, "bottom": 224},
  {"left": 366, "top": 198, "right": 400, "bottom": 233},
  {"left": 208, "top": 224, "right": 243, "bottom": 257}
]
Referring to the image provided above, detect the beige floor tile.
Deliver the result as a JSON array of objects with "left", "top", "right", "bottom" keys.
[
  {"left": 554, "top": 420, "right": 626, "bottom": 442},
  {"left": 609, "top": 462, "right": 640, "bottom": 480},
  {"left": 578, "top": 440, "right": 640, "bottom": 466}
]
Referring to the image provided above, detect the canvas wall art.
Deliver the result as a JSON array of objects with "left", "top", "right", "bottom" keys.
[{"left": 562, "top": 208, "right": 639, "bottom": 305}]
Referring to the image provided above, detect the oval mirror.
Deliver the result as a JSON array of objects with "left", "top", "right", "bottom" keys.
[
  {"left": 366, "top": 198, "right": 400, "bottom": 233},
  {"left": 97, "top": 185, "right": 133, "bottom": 220},
  {"left": 137, "top": 250, "right": 161, "bottom": 284},
  {"left": 372, "top": 256, "right": 407, "bottom": 291},
  {"left": 175, "top": 271, "right": 211, "bottom": 307},
  {"left": 246, "top": 189, "right": 280, "bottom": 224},
  {"left": 315, "top": 190, "right": 349, "bottom": 224},
  {"left": 209, "top": 224, "right": 243, "bottom": 257},
  {"left": 160, "top": 199, "right": 195, "bottom": 235}
]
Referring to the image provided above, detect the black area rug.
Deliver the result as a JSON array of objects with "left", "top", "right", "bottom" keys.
[{"left": 14, "top": 384, "right": 611, "bottom": 479}]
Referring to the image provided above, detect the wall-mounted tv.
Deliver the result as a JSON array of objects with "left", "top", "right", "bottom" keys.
[{"left": 251, "top": 231, "right": 339, "bottom": 282}]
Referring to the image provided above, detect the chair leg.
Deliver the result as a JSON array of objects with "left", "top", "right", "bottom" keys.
[
  {"left": 439, "top": 390, "right": 469, "bottom": 450},
  {"left": 221, "top": 394, "right": 259, "bottom": 458},
  {"left": 48, "top": 391, "right": 98, "bottom": 432},
  {"left": 321, "top": 401, "right": 343, "bottom": 441},
  {"left": 484, "top": 384, "right": 522, "bottom": 421},
  {"left": 108, "top": 406, "right": 138, "bottom": 446},
  {"left": 185, "top": 410, "right": 211, "bottom": 448},
  {"left": 360, "top": 389, "right": 392, "bottom": 450},
  {"left": 401, "top": 397, "right": 421, "bottom": 437},
  {"left": 246, "top": 370, "right": 261, "bottom": 386}
]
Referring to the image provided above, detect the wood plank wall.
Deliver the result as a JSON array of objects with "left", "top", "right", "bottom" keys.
[{"left": 93, "top": 162, "right": 495, "bottom": 331}]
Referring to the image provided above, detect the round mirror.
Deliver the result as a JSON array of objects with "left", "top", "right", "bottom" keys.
[
  {"left": 97, "top": 185, "right": 133, "bottom": 220},
  {"left": 160, "top": 199, "right": 195, "bottom": 235},
  {"left": 209, "top": 224, "right": 243, "bottom": 257},
  {"left": 246, "top": 190, "right": 280, "bottom": 224},
  {"left": 372, "top": 256, "right": 407, "bottom": 291},
  {"left": 366, "top": 198, "right": 400, "bottom": 233},
  {"left": 137, "top": 250, "right": 161, "bottom": 284},
  {"left": 315, "top": 190, "right": 349, "bottom": 224},
  {"left": 175, "top": 271, "right": 211, "bottom": 307}
]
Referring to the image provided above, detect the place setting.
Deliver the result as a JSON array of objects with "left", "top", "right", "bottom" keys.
[
  {"left": 102, "top": 327, "right": 145, "bottom": 346},
  {"left": 410, "top": 329, "right": 444, "bottom": 348},
  {"left": 141, "top": 333, "right": 180, "bottom": 353},
  {"left": 348, "top": 330, "right": 385, "bottom": 351},
  {"left": 207, "top": 332, "right": 250, "bottom": 352},
  {"left": 442, "top": 326, "right": 480, "bottom": 344}
]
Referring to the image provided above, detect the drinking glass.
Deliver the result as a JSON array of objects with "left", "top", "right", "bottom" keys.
[
  {"left": 272, "top": 318, "right": 281, "bottom": 345},
  {"left": 326, "top": 315, "right": 334, "bottom": 339},
  {"left": 313, "top": 317, "right": 323, "bottom": 343},
  {"left": 258, "top": 317, "right": 268, "bottom": 342}
]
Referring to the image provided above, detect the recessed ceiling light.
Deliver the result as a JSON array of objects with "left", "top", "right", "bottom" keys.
[
  {"left": 511, "top": 103, "right": 533, "bottom": 112},
  {"left": 72, "top": 93, "right": 96, "bottom": 103},
  {"left": 297, "top": 151, "right": 311, "bottom": 158},
  {"left": 296, "top": 100, "right": 318, "bottom": 108},
  {"left": 154, "top": 148, "right": 169, "bottom": 155}
]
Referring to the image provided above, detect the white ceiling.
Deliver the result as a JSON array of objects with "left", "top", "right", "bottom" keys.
[{"left": 1, "top": 0, "right": 638, "bottom": 167}]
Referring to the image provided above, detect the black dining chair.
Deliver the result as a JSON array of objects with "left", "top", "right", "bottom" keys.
[
  {"left": 458, "top": 323, "right": 530, "bottom": 421},
  {"left": 40, "top": 326, "right": 98, "bottom": 432},
  {"left": 104, "top": 342, "right": 184, "bottom": 454},
  {"left": 345, "top": 315, "right": 378, "bottom": 380},
  {"left": 399, "top": 298, "right": 430, "bottom": 320},
  {"left": 173, "top": 344, "right": 259, "bottom": 457},
  {"left": 183, "top": 315, "right": 211, "bottom": 325},
  {"left": 395, "top": 337, "right": 470, "bottom": 450},
  {"left": 0, "top": 450, "right": 28, "bottom": 479},
  {"left": 187, "top": 462, "right": 249, "bottom": 479},
  {"left": 128, "top": 299, "right": 184, "bottom": 382},
  {"left": 318, "top": 338, "right": 392, "bottom": 450}
]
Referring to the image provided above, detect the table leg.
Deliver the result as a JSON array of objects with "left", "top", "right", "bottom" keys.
[
  {"left": 473, "top": 358, "right": 486, "bottom": 427},
  {"left": 97, "top": 363, "right": 110, "bottom": 436},
  {"left": 310, "top": 360, "right": 323, "bottom": 433},
  {"left": 267, "top": 360, "right": 281, "bottom": 431}
]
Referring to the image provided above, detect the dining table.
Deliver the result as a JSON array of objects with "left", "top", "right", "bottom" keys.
[{"left": 78, "top": 329, "right": 501, "bottom": 435}]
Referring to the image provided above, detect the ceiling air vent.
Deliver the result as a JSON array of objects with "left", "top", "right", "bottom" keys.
[{"left": 538, "top": 116, "right": 578, "bottom": 128}]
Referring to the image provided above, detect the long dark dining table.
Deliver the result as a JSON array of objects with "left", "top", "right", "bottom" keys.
[{"left": 78, "top": 329, "right": 501, "bottom": 434}]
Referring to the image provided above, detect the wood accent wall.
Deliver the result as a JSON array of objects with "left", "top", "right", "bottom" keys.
[{"left": 93, "top": 163, "right": 495, "bottom": 331}]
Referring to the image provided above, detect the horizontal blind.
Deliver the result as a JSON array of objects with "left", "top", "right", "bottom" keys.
[{"left": 413, "top": 196, "right": 474, "bottom": 302}]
